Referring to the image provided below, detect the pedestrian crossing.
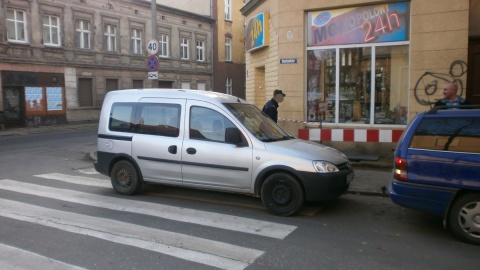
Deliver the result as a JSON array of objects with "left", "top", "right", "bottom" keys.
[{"left": 0, "top": 172, "right": 298, "bottom": 270}]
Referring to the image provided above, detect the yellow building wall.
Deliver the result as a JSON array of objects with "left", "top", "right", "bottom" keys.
[
  {"left": 217, "top": 0, "right": 245, "bottom": 64},
  {"left": 244, "top": 0, "right": 470, "bottom": 123}
]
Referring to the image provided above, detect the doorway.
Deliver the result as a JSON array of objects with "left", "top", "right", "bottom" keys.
[
  {"left": 2, "top": 87, "right": 25, "bottom": 127},
  {"left": 467, "top": 38, "right": 480, "bottom": 104}
]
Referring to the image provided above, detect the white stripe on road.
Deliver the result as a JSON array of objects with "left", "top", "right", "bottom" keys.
[
  {"left": 35, "top": 173, "right": 111, "bottom": 188},
  {"left": 0, "top": 243, "right": 87, "bottom": 270},
  {"left": 0, "top": 179, "right": 296, "bottom": 239},
  {"left": 0, "top": 198, "right": 263, "bottom": 270}
]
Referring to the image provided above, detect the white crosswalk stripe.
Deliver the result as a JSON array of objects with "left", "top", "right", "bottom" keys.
[
  {"left": 1, "top": 179, "right": 296, "bottom": 239},
  {"left": 0, "top": 198, "right": 261, "bottom": 270},
  {"left": 0, "top": 243, "right": 87, "bottom": 270},
  {"left": 0, "top": 174, "right": 299, "bottom": 269}
]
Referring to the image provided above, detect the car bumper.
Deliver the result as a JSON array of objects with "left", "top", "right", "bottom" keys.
[
  {"left": 387, "top": 180, "right": 458, "bottom": 217},
  {"left": 299, "top": 170, "right": 354, "bottom": 201}
]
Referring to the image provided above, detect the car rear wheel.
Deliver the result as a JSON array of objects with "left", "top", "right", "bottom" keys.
[
  {"left": 448, "top": 193, "right": 480, "bottom": 245},
  {"left": 261, "top": 173, "right": 304, "bottom": 216},
  {"left": 111, "top": 160, "right": 142, "bottom": 195}
]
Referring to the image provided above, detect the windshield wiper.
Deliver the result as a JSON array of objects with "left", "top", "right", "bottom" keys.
[{"left": 261, "top": 136, "right": 294, "bottom": 142}]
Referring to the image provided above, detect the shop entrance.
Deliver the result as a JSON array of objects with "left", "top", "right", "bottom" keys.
[{"left": 2, "top": 87, "right": 25, "bottom": 128}]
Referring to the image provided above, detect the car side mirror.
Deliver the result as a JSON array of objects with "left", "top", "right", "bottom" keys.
[{"left": 225, "top": 127, "right": 248, "bottom": 146}]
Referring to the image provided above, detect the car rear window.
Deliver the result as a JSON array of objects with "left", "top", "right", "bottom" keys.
[{"left": 409, "top": 117, "right": 480, "bottom": 153}]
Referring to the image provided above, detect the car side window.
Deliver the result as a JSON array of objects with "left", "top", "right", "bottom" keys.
[
  {"left": 109, "top": 102, "right": 136, "bottom": 132},
  {"left": 190, "top": 106, "right": 235, "bottom": 142},
  {"left": 135, "top": 103, "right": 181, "bottom": 137},
  {"left": 409, "top": 117, "right": 480, "bottom": 153}
]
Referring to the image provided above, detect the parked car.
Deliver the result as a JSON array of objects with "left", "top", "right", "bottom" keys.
[
  {"left": 388, "top": 105, "right": 480, "bottom": 245},
  {"left": 94, "top": 89, "right": 354, "bottom": 216}
]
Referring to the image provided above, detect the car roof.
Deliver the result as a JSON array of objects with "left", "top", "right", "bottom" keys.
[{"left": 105, "top": 89, "right": 247, "bottom": 105}]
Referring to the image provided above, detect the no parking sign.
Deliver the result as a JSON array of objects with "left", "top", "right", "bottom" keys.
[{"left": 146, "top": 55, "right": 158, "bottom": 71}]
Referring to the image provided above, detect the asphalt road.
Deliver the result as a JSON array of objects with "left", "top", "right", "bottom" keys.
[{"left": 0, "top": 127, "right": 479, "bottom": 269}]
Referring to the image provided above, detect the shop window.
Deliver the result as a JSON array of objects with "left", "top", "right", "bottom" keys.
[
  {"left": 307, "top": 45, "right": 408, "bottom": 125},
  {"left": 181, "top": 82, "right": 191, "bottom": 89},
  {"left": 197, "top": 82, "right": 206, "bottom": 90}
]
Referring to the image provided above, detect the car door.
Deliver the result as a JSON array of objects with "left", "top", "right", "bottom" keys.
[
  {"left": 181, "top": 100, "right": 253, "bottom": 190},
  {"left": 132, "top": 98, "right": 186, "bottom": 183}
]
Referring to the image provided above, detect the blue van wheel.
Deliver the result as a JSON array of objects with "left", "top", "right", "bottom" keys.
[
  {"left": 448, "top": 193, "right": 480, "bottom": 245},
  {"left": 111, "top": 160, "right": 142, "bottom": 195},
  {"left": 261, "top": 173, "right": 304, "bottom": 216}
]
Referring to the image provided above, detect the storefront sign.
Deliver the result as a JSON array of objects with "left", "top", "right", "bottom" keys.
[
  {"left": 280, "top": 58, "right": 298, "bottom": 64},
  {"left": 307, "top": 2, "right": 409, "bottom": 46},
  {"left": 246, "top": 12, "right": 270, "bottom": 52}
]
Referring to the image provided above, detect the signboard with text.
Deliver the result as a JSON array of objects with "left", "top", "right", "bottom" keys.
[
  {"left": 245, "top": 12, "right": 270, "bottom": 52},
  {"left": 307, "top": 2, "right": 409, "bottom": 46}
]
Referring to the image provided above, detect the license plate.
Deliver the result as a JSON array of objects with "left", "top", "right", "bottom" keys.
[{"left": 346, "top": 172, "right": 354, "bottom": 184}]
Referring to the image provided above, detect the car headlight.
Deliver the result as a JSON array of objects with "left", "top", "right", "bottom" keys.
[{"left": 313, "top": 161, "right": 339, "bottom": 173}]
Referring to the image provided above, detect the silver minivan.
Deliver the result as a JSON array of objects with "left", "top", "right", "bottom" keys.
[{"left": 94, "top": 89, "right": 354, "bottom": 216}]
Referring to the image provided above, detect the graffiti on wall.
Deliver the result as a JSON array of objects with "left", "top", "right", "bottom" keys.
[{"left": 414, "top": 60, "right": 467, "bottom": 106}]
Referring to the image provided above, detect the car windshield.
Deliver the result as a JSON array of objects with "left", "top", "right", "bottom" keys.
[{"left": 224, "top": 103, "right": 293, "bottom": 142}]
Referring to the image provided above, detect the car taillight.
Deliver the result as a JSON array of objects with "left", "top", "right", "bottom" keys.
[{"left": 394, "top": 157, "right": 408, "bottom": 181}]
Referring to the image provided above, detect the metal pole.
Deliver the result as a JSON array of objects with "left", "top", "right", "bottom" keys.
[{"left": 151, "top": 0, "right": 158, "bottom": 88}]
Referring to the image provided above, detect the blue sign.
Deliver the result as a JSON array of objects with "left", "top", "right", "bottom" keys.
[{"left": 146, "top": 55, "right": 158, "bottom": 71}]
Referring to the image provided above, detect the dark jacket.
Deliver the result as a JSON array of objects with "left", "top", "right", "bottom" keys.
[
  {"left": 262, "top": 98, "right": 279, "bottom": 122},
  {"left": 434, "top": 96, "right": 470, "bottom": 107}
]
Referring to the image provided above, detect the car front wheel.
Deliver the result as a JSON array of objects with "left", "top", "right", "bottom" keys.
[
  {"left": 261, "top": 173, "right": 304, "bottom": 216},
  {"left": 448, "top": 193, "right": 480, "bottom": 245},
  {"left": 111, "top": 160, "right": 142, "bottom": 195}
]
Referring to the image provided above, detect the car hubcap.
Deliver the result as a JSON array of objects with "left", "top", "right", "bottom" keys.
[
  {"left": 458, "top": 201, "right": 480, "bottom": 239},
  {"left": 271, "top": 182, "right": 292, "bottom": 205},
  {"left": 117, "top": 168, "right": 132, "bottom": 188}
]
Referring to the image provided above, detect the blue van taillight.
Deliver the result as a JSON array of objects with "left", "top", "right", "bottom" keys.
[{"left": 394, "top": 157, "right": 408, "bottom": 181}]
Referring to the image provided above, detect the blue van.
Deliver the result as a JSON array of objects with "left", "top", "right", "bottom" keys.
[{"left": 388, "top": 105, "right": 480, "bottom": 245}]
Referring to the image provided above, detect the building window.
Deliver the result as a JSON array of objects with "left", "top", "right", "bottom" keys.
[
  {"left": 181, "top": 82, "right": 191, "bottom": 89},
  {"left": 7, "top": 9, "right": 27, "bottom": 43},
  {"left": 226, "top": 78, "right": 232, "bottom": 95},
  {"left": 197, "top": 82, "right": 206, "bottom": 90},
  {"left": 78, "top": 78, "right": 93, "bottom": 107},
  {"left": 104, "top": 24, "right": 117, "bottom": 52},
  {"left": 181, "top": 38, "right": 189, "bottom": 60},
  {"left": 225, "top": 37, "right": 232, "bottom": 61},
  {"left": 76, "top": 20, "right": 90, "bottom": 49},
  {"left": 43, "top": 15, "right": 60, "bottom": 46},
  {"left": 196, "top": 41, "right": 205, "bottom": 62},
  {"left": 159, "top": 34, "right": 169, "bottom": 58},
  {"left": 131, "top": 29, "right": 143, "bottom": 54},
  {"left": 133, "top": 80, "right": 143, "bottom": 88},
  {"left": 225, "top": 0, "right": 232, "bottom": 20},
  {"left": 106, "top": 79, "right": 118, "bottom": 92}
]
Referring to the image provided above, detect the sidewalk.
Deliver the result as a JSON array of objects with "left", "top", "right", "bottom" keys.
[{"left": 1, "top": 122, "right": 391, "bottom": 196}]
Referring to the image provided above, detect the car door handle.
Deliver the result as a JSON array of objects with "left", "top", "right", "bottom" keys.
[
  {"left": 168, "top": 145, "right": 177, "bottom": 154},
  {"left": 186, "top": 147, "right": 196, "bottom": 155}
]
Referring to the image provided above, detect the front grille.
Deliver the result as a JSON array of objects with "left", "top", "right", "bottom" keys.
[{"left": 337, "top": 162, "right": 351, "bottom": 171}]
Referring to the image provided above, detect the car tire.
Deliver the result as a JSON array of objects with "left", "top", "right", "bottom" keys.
[
  {"left": 448, "top": 193, "right": 480, "bottom": 245},
  {"left": 111, "top": 160, "right": 142, "bottom": 195},
  {"left": 261, "top": 172, "right": 304, "bottom": 216}
]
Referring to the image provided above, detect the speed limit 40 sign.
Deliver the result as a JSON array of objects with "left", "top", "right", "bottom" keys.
[{"left": 146, "top": 39, "right": 159, "bottom": 55}]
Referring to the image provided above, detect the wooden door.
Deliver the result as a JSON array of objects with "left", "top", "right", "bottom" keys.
[{"left": 467, "top": 39, "right": 480, "bottom": 104}]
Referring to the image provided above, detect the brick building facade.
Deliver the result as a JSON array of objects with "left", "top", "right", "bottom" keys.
[{"left": 0, "top": 0, "right": 214, "bottom": 127}]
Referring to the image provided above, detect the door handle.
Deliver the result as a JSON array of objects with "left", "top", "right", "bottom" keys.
[
  {"left": 168, "top": 145, "right": 177, "bottom": 154},
  {"left": 186, "top": 147, "right": 196, "bottom": 155}
]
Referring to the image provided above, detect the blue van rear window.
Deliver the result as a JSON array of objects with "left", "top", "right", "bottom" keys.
[{"left": 410, "top": 117, "right": 480, "bottom": 153}]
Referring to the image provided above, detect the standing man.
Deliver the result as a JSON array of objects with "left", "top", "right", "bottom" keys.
[
  {"left": 434, "top": 82, "right": 470, "bottom": 107},
  {"left": 262, "top": 89, "right": 285, "bottom": 122}
]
